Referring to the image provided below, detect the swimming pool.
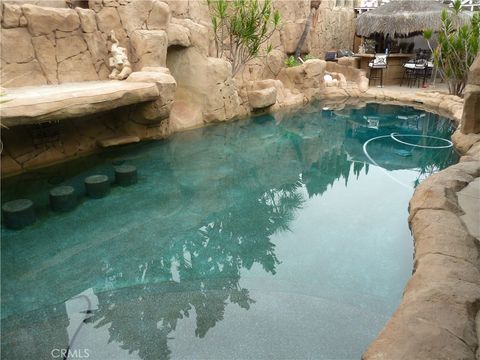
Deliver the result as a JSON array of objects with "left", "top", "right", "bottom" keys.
[{"left": 1, "top": 103, "right": 458, "bottom": 359}]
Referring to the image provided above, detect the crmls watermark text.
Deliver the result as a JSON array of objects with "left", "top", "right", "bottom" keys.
[{"left": 51, "top": 349, "right": 90, "bottom": 358}]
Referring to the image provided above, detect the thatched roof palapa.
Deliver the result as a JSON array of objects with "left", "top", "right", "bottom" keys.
[{"left": 356, "top": 0, "right": 472, "bottom": 37}]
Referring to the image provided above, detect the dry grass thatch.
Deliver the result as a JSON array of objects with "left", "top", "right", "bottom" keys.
[{"left": 356, "top": 0, "right": 472, "bottom": 36}]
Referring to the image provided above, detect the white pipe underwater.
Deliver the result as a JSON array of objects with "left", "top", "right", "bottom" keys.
[{"left": 362, "top": 133, "right": 453, "bottom": 190}]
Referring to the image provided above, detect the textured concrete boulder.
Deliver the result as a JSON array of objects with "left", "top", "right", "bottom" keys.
[
  {"left": 363, "top": 159, "right": 480, "bottom": 360},
  {"left": 76, "top": 8, "right": 97, "bottom": 33},
  {"left": 272, "top": 0, "right": 310, "bottom": 22},
  {"left": 95, "top": 6, "right": 127, "bottom": 43},
  {"left": 167, "top": 47, "right": 242, "bottom": 130},
  {"left": 127, "top": 69, "right": 177, "bottom": 124},
  {"left": 58, "top": 53, "right": 99, "bottom": 83},
  {"left": 248, "top": 87, "right": 277, "bottom": 109},
  {"left": 245, "top": 79, "right": 281, "bottom": 109},
  {"left": 147, "top": 0, "right": 171, "bottom": 30},
  {"left": 337, "top": 56, "right": 360, "bottom": 68},
  {"left": 56, "top": 35, "right": 88, "bottom": 63},
  {"left": 1, "top": 28, "right": 35, "bottom": 64},
  {"left": 130, "top": 30, "right": 168, "bottom": 69},
  {"left": 2, "top": 4, "right": 23, "bottom": 28},
  {"left": 326, "top": 61, "right": 369, "bottom": 92},
  {"left": 171, "top": 18, "right": 209, "bottom": 55},
  {"left": 1, "top": 61, "right": 47, "bottom": 87},
  {"left": 167, "top": 22, "right": 191, "bottom": 47},
  {"left": 117, "top": 0, "right": 154, "bottom": 34},
  {"left": 264, "top": 49, "right": 286, "bottom": 78},
  {"left": 278, "top": 59, "right": 326, "bottom": 98},
  {"left": 0, "top": 3, "right": 112, "bottom": 87},
  {"left": 22, "top": 4, "right": 80, "bottom": 36},
  {"left": 461, "top": 55, "right": 480, "bottom": 134},
  {"left": 280, "top": 21, "right": 309, "bottom": 54}
]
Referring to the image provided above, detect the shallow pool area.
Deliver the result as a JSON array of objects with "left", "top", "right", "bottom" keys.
[{"left": 1, "top": 103, "right": 458, "bottom": 360}]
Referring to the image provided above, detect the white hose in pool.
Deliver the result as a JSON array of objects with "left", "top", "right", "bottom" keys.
[
  {"left": 362, "top": 133, "right": 452, "bottom": 190},
  {"left": 390, "top": 133, "right": 453, "bottom": 149},
  {"left": 362, "top": 135, "right": 413, "bottom": 190}
]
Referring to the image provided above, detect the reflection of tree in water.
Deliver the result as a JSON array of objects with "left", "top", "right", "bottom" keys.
[
  {"left": 301, "top": 148, "right": 370, "bottom": 198},
  {"left": 91, "top": 176, "right": 305, "bottom": 359}
]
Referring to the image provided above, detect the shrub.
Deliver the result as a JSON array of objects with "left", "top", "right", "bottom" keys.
[
  {"left": 284, "top": 56, "right": 299, "bottom": 67},
  {"left": 424, "top": 0, "right": 480, "bottom": 96},
  {"left": 303, "top": 54, "right": 316, "bottom": 61},
  {"left": 207, "top": 0, "right": 281, "bottom": 76}
]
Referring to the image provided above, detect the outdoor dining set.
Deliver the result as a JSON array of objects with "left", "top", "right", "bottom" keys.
[{"left": 367, "top": 53, "right": 435, "bottom": 88}]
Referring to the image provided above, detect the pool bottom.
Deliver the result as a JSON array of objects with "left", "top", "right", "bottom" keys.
[{"left": 1, "top": 103, "right": 457, "bottom": 359}]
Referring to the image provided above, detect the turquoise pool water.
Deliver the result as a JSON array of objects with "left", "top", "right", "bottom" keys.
[{"left": 1, "top": 103, "right": 457, "bottom": 360}]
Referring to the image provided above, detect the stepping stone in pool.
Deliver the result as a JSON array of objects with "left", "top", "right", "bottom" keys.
[
  {"left": 115, "top": 165, "right": 137, "bottom": 186},
  {"left": 2, "top": 199, "right": 35, "bottom": 229},
  {"left": 85, "top": 175, "right": 110, "bottom": 198},
  {"left": 49, "top": 185, "right": 77, "bottom": 212}
]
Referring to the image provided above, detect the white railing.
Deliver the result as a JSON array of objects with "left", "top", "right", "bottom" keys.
[
  {"left": 450, "top": 0, "right": 480, "bottom": 11},
  {"left": 355, "top": 0, "right": 480, "bottom": 15},
  {"left": 354, "top": 0, "right": 390, "bottom": 14}
]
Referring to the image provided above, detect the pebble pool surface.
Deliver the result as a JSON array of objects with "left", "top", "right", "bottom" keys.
[{"left": 1, "top": 103, "right": 458, "bottom": 360}]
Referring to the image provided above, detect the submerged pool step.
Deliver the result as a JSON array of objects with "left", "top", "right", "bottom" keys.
[
  {"left": 2, "top": 166, "right": 140, "bottom": 230},
  {"left": 2, "top": 199, "right": 36, "bottom": 229},
  {"left": 115, "top": 165, "right": 137, "bottom": 186},
  {"left": 49, "top": 185, "right": 77, "bottom": 212},
  {"left": 85, "top": 175, "right": 110, "bottom": 199}
]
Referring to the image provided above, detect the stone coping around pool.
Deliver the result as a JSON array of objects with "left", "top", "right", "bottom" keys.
[
  {"left": 335, "top": 86, "right": 465, "bottom": 125},
  {"left": 276, "top": 84, "right": 466, "bottom": 127}
]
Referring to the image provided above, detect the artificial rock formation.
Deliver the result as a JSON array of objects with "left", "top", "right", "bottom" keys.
[
  {"left": 0, "top": 0, "right": 361, "bottom": 175},
  {"left": 1, "top": 4, "right": 103, "bottom": 86},
  {"left": 0, "top": 80, "right": 160, "bottom": 126},
  {"left": 246, "top": 80, "right": 279, "bottom": 110},
  {"left": 0, "top": 0, "right": 175, "bottom": 87},
  {"left": 278, "top": 59, "right": 326, "bottom": 100},
  {"left": 126, "top": 68, "right": 177, "bottom": 124},
  {"left": 327, "top": 59, "right": 369, "bottom": 92},
  {"left": 167, "top": 47, "right": 243, "bottom": 131},
  {"left": 461, "top": 55, "right": 480, "bottom": 134}
]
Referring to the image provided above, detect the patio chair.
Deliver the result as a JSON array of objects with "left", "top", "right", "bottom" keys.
[
  {"left": 368, "top": 53, "right": 388, "bottom": 87},
  {"left": 401, "top": 59, "right": 427, "bottom": 88}
]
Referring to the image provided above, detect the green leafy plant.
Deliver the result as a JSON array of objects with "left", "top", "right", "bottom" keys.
[
  {"left": 423, "top": 0, "right": 480, "bottom": 96},
  {"left": 284, "top": 55, "right": 299, "bottom": 67},
  {"left": 207, "top": 0, "right": 281, "bottom": 76},
  {"left": 303, "top": 54, "right": 316, "bottom": 61}
]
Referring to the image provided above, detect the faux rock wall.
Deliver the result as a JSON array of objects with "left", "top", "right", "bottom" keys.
[
  {"left": 310, "top": 1, "right": 356, "bottom": 56},
  {"left": 461, "top": 55, "right": 480, "bottom": 134},
  {"left": 164, "top": 0, "right": 355, "bottom": 57},
  {"left": 1, "top": 0, "right": 355, "bottom": 88},
  {"left": 167, "top": 46, "right": 243, "bottom": 131},
  {"left": 0, "top": 0, "right": 175, "bottom": 87},
  {"left": 0, "top": 3, "right": 110, "bottom": 87},
  {"left": 1, "top": 0, "right": 360, "bottom": 175}
]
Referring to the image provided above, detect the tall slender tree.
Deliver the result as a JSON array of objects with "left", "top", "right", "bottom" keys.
[{"left": 294, "top": 0, "right": 322, "bottom": 59}]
